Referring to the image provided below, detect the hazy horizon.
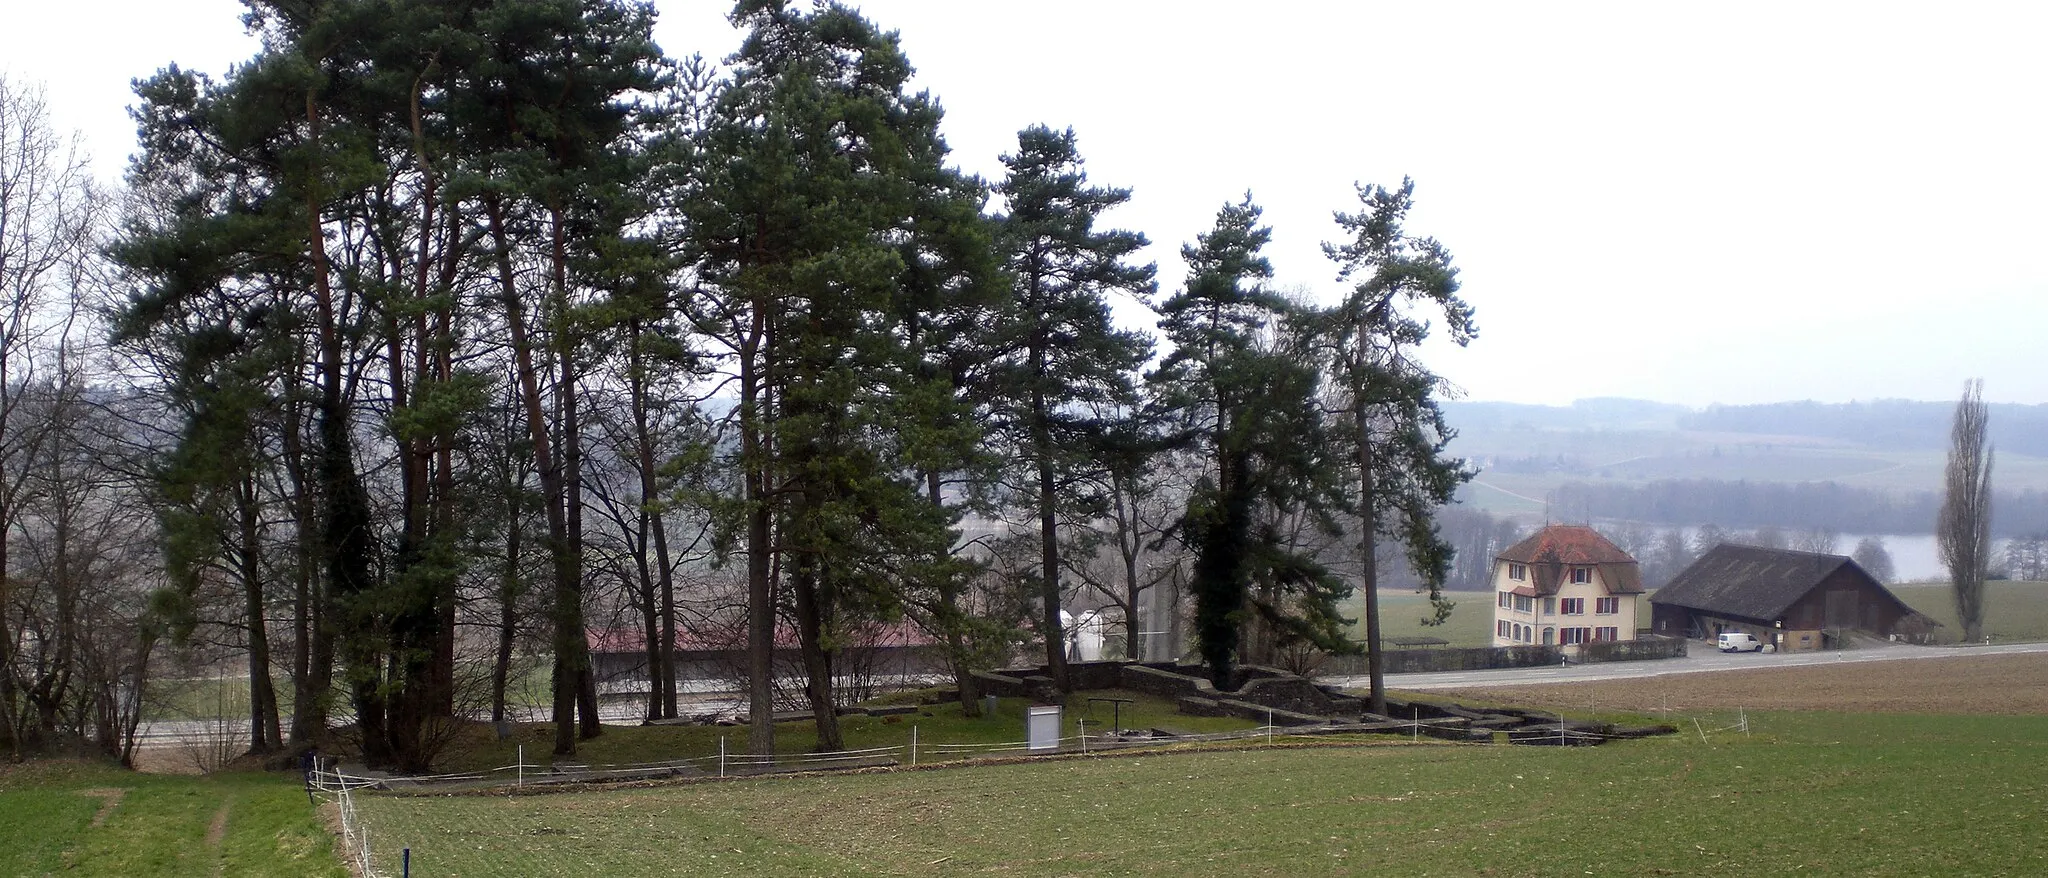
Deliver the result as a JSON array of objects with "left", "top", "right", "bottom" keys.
[{"left": 6, "top": 2, "right": 2044, "bottom": 408}]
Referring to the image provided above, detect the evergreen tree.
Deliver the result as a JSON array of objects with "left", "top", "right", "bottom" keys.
[
  {"left": 117, "top": 0, "right": 669, "bottom": 768},
  {"left": 1320, "top": 178, "right": 1475, "bottom": 714},
  {"left": 1153, "top": 195, "right": 1346, "bottom": 683},
  {"left": 988, "top": 125, "right": 1154, "bottom": 691},
  {"left": 689, "top": 0, "right": 989, "bottom": 750}
]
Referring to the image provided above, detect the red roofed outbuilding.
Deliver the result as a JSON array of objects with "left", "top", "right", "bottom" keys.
[{"left": 1491, "top": 525, "right": 1643, "bottom": 648}]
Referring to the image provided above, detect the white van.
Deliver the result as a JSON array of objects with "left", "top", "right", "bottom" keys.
[{"left": 1718, "top": 632, "right": 1764, "bottom": 653}]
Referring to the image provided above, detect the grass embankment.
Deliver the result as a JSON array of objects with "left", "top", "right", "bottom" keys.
[
  {"left": 354, "top": 710, "right": 2048, "bottom": 877},
  {"left": 431, "top": 690, "right": 1259, "bottom": 775},
  {"left": 0, "top": 761, "right": 344, "bottom": 877},
  {"left": 1892, "top": 580, "right": 2048, "bottom": 643},
  {"left": 1344, "top": 589, "right": 1495, "bottom": 648}
]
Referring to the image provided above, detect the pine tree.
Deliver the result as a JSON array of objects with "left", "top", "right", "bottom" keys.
[
  {"left": 989, "top": 125, "right": 1154, "bottom": 690},
  {"left": 1320, "top": 178, "right": 1475, "bottom": 714},
  {"left": 689, "top": 0, "right": 992, "bottom": 751},
  {"left": 1153, "top": 195, "right": 1346, "bottom": 683}
]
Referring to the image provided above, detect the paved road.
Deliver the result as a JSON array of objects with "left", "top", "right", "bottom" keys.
[{"left": 1321, "top": 640, "right": 2048, "bottom": 691}]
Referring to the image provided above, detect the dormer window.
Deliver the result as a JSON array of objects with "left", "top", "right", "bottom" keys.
[
  {"left": 1570, "top": 567, "right": 1592, "bottom": 584},
  {"left": 1509, "top": 563, "right": 1527, "bottom": 581}
]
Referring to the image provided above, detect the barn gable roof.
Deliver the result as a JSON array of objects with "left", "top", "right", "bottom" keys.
[
  {"left": 1495, "top": 525, "right": 1644, "bottom": 595},
  {"left": 1650, "top": 543, "right": 1908, "bottom": 622}
]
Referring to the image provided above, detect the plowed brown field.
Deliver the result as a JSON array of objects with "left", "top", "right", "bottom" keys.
[{"left": 1431, "top": 650, "right": 2048, "bottom": 715}]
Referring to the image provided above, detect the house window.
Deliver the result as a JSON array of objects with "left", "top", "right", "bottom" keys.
[
  {"left": 1595, "top": 597, "right": 1620, "bottom": 615},
  {"left": 1595, "top": 626, "right": 1619, "bottom": 641},
  {"left": 1560, "top": 627, "right": 1589, "bottom": 645},
  {"left": 1543, "top": 597, "right": 1555, "bottom": 615},
  {"left": 1498, "top": 592, "right": 1511, "bottom": 609},
  {"left": 1570, "top": 567, "right": 1592, "bottom": 584},
  {"left": 1542, "top": 627, "right": 1555, "bottom": 645},
  {"left": 1514, "top": 594, "right": 1534, "bottom": 613},
  {"left": 1497, "top": 620, "right": 1510, "bottom": 638},
  {"left": 1561, "top": 598, "right": 1584, "bottom": 615},
  {"left": 1509, "top": 563, "right": 1527, "bottom": 581}
]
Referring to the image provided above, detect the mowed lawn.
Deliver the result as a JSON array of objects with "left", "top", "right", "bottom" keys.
[
  {"left": 354, "top": 711, "right": 2048, "bottom": 877},
  {"left": 0, "top": 761, "right": 344, "bottom": 877}
]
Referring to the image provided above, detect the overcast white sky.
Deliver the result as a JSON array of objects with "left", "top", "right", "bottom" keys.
[{"left": 6, "top": 1, "right": 2044, "bottom": 408}]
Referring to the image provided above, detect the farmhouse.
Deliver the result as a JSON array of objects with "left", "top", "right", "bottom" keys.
[
  {"left": 1490, "top": 524, "right": 1644, "bottom": 648},
  {"left": 1649, "top": 543, "right": 1933, "bottom": 650}
]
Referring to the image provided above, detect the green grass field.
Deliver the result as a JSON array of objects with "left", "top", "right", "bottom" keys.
[
  {"left": 0, "top": 761, "right": 344, "bottom": 877},
  {"left": 350, "top": 711, "right": 2048, "bottom": 877},
  {"left": 1341, "top": 588, "right": 1504, "bottom": 648},
  {"left": 1892, "top": 580, "right": 2048, "bottom": 643}
]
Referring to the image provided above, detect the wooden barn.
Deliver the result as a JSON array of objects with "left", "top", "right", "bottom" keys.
[{"left": 1650, "top": 543, "right": 1936, "bottom": 650}]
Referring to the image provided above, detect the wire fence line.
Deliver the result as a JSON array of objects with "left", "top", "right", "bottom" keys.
[
  {"left": 326, "top": 711, "right": 1717, "bottom": 798},
  {"left": 309, "top": 767, "right": 387, "bottom": 878}
]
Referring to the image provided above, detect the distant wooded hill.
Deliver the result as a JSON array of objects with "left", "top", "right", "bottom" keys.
[
  {"left": 1678, "top": 400, "right": 2048, "bottom": 456},
  {"left": 1445, "top": 398, "right": 2048, "bottom": 456},
  {"left": 1441, "top": 398, "right": 2048, "bottom": 534},
  {"left": 1547, "top": 479, "right": 2048, "bottom": 538}
]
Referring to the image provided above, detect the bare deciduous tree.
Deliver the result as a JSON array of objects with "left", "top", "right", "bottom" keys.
[
  {"left": 0, "top": 75, "right": 107, "bottom": 761},
  {"left": 1853, "top": 536, "right": 1897, "bottom": 584},
  {"left": 1938, "top": 379, "right": 1993, "bottom": 642},
  {"left": 1796, "top": 527, "right": 1839, "bottom": 555}
]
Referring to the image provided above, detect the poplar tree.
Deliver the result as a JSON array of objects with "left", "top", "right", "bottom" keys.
[
  {"left": 1938, "top": 379, "right": 1992, "bottom": 643},
  {"left": 989, "top": 126, "right": 1154, "bottom": 691}
]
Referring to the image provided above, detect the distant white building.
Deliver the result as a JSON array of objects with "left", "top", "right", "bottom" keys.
[
  {"left": 1491, "top": 525, "right": 1644, "bottom": 648},
  {"left": 1060, "top": 609, "right": 1112, "bottom": 661}
]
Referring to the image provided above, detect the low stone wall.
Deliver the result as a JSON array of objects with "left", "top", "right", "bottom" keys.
[
  {"left": 1320, "top": 634, "right": 1685, "bottom": 676},
  {"left": 1578, "top": 634, "right": 1687, "bottom": 662},
  {"left": 975, "top": 660, "right": 1182, "bottom": 702},
  {"left": 1320, "top": 644, "right": 1562, "bottom": 676},
  {"left": 1119, "top": 664, "right": 1219, "bottom": 701}
]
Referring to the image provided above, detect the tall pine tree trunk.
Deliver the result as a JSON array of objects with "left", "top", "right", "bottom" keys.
[
  {"left": 487, "top": 195, "right": 581, "bottom": 757},
  {"left": 790, "top": 551, "right": 842, "bottom": 752},
  {"left": 1030, "top": 351, "right": 1068, "bottom": 690},
  {"left": 627, "top": 324, "right": 678, "bottom": 718},
  {"left": 1354, "top": 390, "right": 1387, "bottom": 716},
  {"left": 554, "top": 214, "right": 600, "bottom": 743},
  {"left": 305, "top": 90, "right": 387, "bottom": 767},
  {"left": 740, "top": 309, "right": 776, "bottom": 755},
  {"left": 236, "top": 476, "right": 281, "bottom": 753}
]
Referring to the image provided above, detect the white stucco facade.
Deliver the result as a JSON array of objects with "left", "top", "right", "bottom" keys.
[{"left": 1490, "top": 560, "right": 1640, "bottom": 647}]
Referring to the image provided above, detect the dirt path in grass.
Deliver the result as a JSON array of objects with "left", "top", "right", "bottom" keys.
[
  {"left": 1429, "top": 650, "right": 2048, "bottom": 714},
  {"left": 206, "top": 799, "right": 232, "bottom": 877},
  {"left": 77, "top": 788, "right": 127, "bottom": 827}
]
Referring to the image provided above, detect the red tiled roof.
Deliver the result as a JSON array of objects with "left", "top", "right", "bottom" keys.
[
  {"left": 1496, "top": 525, "right": 1637, "bottom": 566},
  {"left": 1496, "top": 525, "right": 1644, "bottom": 595}
]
